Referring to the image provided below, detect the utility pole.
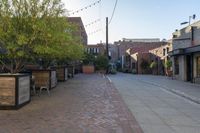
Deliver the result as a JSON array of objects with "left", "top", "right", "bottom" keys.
[{"left": 106, "top": 17, "right": 109, "bottom": 58}]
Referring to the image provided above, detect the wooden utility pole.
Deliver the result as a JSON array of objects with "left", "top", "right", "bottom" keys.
[{"left": 106, "top": 17, "right": 109, "bottom": 58}]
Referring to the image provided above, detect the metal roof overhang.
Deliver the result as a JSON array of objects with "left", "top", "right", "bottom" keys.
[{"left": 169, "top": 45, "right": 200, "bottom": 56}]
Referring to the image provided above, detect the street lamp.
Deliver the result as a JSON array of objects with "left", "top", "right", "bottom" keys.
[{"left": 181, "top": 14, "right": 196, "bottom": 25}]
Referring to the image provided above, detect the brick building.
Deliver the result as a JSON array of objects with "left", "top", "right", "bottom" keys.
[
  {"left": 85, "top": 43, "right": 105, "bottom": 55},
  {"left": 67, "top": 17, "right": 88, "bottom": 45},
  {"left": 149, "top": 40, "right": 172, "bottom": 75},
  {"left": 114, "top": 38, "right": 166, "bottom": 73},
  {"left": 169, "top": 20, "right": 200, "bottom": 83}
]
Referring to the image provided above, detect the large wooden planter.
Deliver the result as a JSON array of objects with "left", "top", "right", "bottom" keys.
[
  {"left": 0, "top": 74, "right": 31, "bottom": 110},
  {"left": 55, "top": 66, "right": 68, "bottom": 81},
  {"left": 82, "top": 65, "right": 94, "bottom": 74},
  {"left": 31, "top": 69, "right": 57, "bottom": 89},
  {"left": 67, "top": 66, "right": 75, "bottom": 78}
]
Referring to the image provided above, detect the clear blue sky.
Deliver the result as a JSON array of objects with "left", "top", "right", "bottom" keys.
[{"left": 63, "top": 0, "right": 200, "bottom": 44}]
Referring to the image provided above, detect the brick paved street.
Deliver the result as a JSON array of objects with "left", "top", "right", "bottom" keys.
[{"left": 0, "top": 74, "right": 142, "bottom": 133}]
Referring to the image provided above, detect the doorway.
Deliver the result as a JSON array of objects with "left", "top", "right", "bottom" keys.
[{"left": 186, "top": 55, "right": 192, "bottom": 81}]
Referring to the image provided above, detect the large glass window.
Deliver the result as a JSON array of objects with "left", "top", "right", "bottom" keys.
[
  {"left": 174, "top": 57, "right": 179, "bottom": 75},
  {"left": 197, "top": 57, "right": 200, "bottom": 77}
]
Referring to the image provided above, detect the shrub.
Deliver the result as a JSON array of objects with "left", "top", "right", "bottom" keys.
[
  {"left": 95, "top": 55, "right": 109, "bottom": 70},
  {"left": 165, "top": 60, "right": 172, "bottom": 70},
  {"left": 150, "top": 61, "right": 157, "bottom": 69}
]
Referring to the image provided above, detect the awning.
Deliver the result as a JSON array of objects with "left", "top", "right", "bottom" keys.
[{"left": 169, "top": 45, "right": 200, "bottom": 56}]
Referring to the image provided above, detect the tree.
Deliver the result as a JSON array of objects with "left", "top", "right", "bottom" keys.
[
  {"left": 0, "top": 0, "right": 81, "bottom": 73},
  {"left": 95, "top": 55, "right": 109, "bottom": 70},
  {"left": 82, "top": 53, "right": 96, "bottom": 65}
]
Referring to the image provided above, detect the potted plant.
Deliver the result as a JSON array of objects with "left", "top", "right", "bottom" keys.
[
  {"left": 82, "top": 53, "right": 95, "bottom": 74},
  {"left": 0, "top": 0, "right": 73, "bottom": 109},
  {"left": 95, "top": 55, "right": 109, "bottom": 74},
  {"left": 165, "top": 60, "right": 172, "bottom": 77},
  {"left": 55, "top": 44, "right": 84, "bottom": 81}
]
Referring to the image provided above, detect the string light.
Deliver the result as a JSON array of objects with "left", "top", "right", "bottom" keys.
[
  {"left": 88, "top": 28, "right": 102, "bottom": 36},
  {"left": 85, "top": 19, "right": 101, "bottom": 27},
  {"left": 69, "top": 0, "right": 101, "bottom": 16}
]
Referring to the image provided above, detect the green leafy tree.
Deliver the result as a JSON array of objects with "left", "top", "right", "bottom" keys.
[
  {"left": 0, "top": 0, "right": 82, "bottom": 73},
  {"left": 95, "top": 55, "right": 109, "bottom": 70},
  {"left": 82, "top": 53, "right": 96, "bottom": 65}
]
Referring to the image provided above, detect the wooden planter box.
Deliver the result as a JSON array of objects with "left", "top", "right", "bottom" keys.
[
  {"left": 0, "top": 74, "right": 31, "bottom": 110},
  {"left": 31, "top": 69, "right": 57, "bottom": 89},
  {"left": 67, "top": 66, "right": 75, "bottom": 78},
  {"left": 82, "top": 65, "right": 95, "bottom": 74},
  {"left": 55, "top": 66, "right": 68, "bottom": 81}
]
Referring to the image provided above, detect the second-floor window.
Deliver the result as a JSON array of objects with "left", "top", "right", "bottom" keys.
[
  {"left": 167, "top": 47, "right": 169, "bottom": 54},
  {"left": 163, "top": 49, "right": 166, "bottom": 56}
]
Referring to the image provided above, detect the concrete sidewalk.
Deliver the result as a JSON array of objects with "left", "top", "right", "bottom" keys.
[
  {"left": 108, "top": 73, "right": 200, "bottom": 133},
  {"left": 0, "top": 74, "right": 142, "bottom": 133},
  {"left": 134, "top": 75, "right": 200, "bottom": 104}
]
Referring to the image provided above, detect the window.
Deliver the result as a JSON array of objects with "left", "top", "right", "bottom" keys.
[
  {"left": 97, "top": 48, "right": 99, "bottom": 53},
  {"left": 174, "top": 57, "right": 179, "bottom": 75},
  {"left": 173, "top": 35, "right": 177, "bottom": 38},
  {"left": 167, "top": 47, "right": 169, "bottom": 54},
  {"left": 94, "top": 48, "right": 97, "bottom": 53},
  {"left": 163, "top": 49, "right": 166, "bottom": 56},
  {"left": 87, "top": 48, "right": 90, "bottom": 53},
  {"left": 197, "top": 57, "right": 200, "bottom": 77}
]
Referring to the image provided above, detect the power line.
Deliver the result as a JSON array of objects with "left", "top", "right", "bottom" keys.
[
  {"left": 69, "top": 0, "right": 101, "bottom": 16},
  {"left": 109, "top": 0, "right": 118, "bottom": 24}
]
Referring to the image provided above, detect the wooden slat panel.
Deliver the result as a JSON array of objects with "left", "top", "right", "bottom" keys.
[
  {"left": 65, "top": 68, "right": 68, "bottom": 81},
  {"left": 32, "top": 71, "right": 50, "bottom": 88},
  {"left": 51, "top": 70, "right": 57, "bottom": 88},
  {"left": 18, "top": 76, "right": 30, "bottom": 105},
  {"left": 0, "top": 96, "right": 15, "bottom": 105},
  {"left": 56, "top": 68, "right": 64, "bottom": 81},
  {"left": 0, "top": 77, "right": 15, "bottom": 105}
]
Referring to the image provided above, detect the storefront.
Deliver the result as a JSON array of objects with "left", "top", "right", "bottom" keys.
[{"left": 169, "top": 45, "right": 200, "bottom": 84}]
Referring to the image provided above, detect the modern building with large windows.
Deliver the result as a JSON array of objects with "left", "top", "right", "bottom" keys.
[{"left": 169, "top": 20, "right": 200, "bottom": 83}]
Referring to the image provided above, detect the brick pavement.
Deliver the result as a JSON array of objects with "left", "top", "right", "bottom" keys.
[{"left": 0, "top": 74, "right": 143, "bottom": 133}]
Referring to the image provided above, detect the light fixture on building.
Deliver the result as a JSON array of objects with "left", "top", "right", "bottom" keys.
[{"left": 181, "top": 14, "right": 196, "bottom": 25}]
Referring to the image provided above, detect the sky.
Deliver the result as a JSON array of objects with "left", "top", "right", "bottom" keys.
[{"left": 63, "top": 0, "right": 200, "bottom": 44}]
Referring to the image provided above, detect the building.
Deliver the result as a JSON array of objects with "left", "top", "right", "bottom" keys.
[
  {"left": 149, "top": 40, "right": 172, "bottom": 75},
  {"left": 122, "top": 38, "right": 160, "bottom": 42},
  {"left": 114, "top": 39, "right": 166, "bottom": 72},
  {"left": 85, "top": 43, "right": 105, "bottom": 55},
  {"left": 67, "top": 17, "right": 88, "bottom": 45},
  {"left": 169, "top": 20, "right": 200, "bottom": 83}
]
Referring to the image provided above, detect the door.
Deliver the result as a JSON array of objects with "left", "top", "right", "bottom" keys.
[{"left": 186, "top": 55, "right": 192, "bottom": 81}]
